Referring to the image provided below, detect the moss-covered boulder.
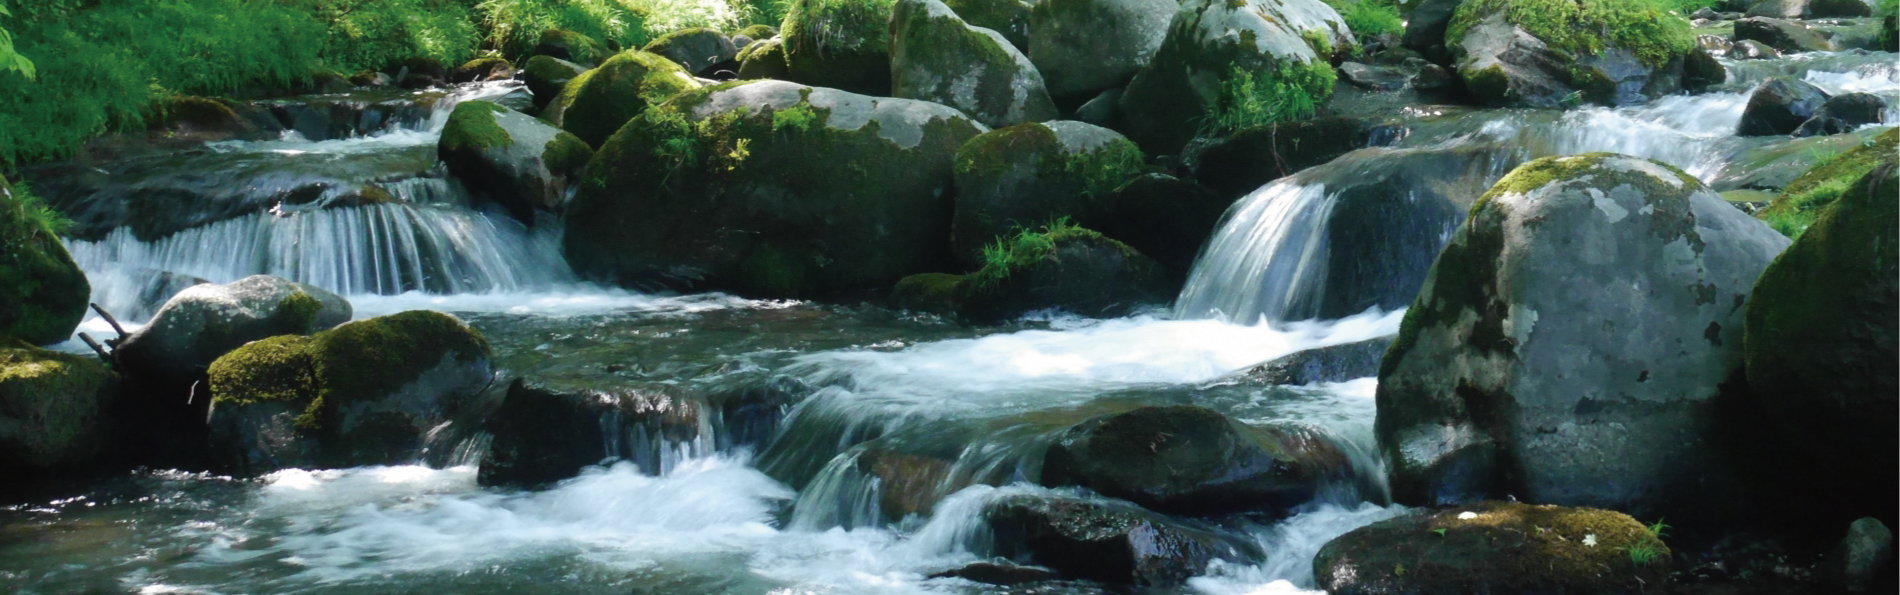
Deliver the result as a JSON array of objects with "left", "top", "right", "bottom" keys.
[
  {"left": 478, "top": 378, "right": 705, "bottom": 488},
  {"left": 950, "top": 121, "right": 1146, "bottom": 264},
  {"left": 0, "top": 178, "right": 90, "bottom": 346},
  {"left": 1314, "top": 502, "right": 1671, "bottom": 594},
  {"left": 1744, "top": 160, "right": 1898, "bottom": 516},
  {"left": 1737, "top": 76, "right": 1830, "bottom": 136},
  {"left": 894, "top": 222, "right": 1172, "bottom": 320},
  {"left": 1756, "top": 128, "right": 1898, "bottom": 237},
  {"left": 1733, "top": 16, "right": 1837, "bottom": 52},
  {"left": 533, "top": 28, "right": 610, "bottom": 65},
  {"left": 205, "top": 310, "right": 493, "bottom": 476},
  {"left": 1448, "top": 0, "right": 1694, "bottom": 108},
  {"left": 736, "top": 37, "right": 791, "bottom": 80},
  {"left": 1793, "top": 92, "right": 1887, "bottom": 137},
  {"left": 545, "top": 50, "right": 703, "bottom": 148},
  {"left": 641, "top": 27, "right": 740, "bottom": 76},
  {"left": 890, "top": 0, "right": 1057, "bottom": 128},
  {"left": 1026, "top": 0, "right": 1178, "bottom": 104},
  {"left": 0, "top": 341, "right": 117, "bottom": 471},
  {"left": 522, "top": 55, "right": 590, "bottom": 111},
  {"left": 115, "top": 275, "right": 351, "bottom": 387},
  {"left": 779, "top": 0, "right": 898, "bottom": 95},
  {"left": 452, "top": 56, "right": 516, "bottom": 83},
  {"left": 1089, "top": 173, "right": 1230, "bottom": 275},
  {"left": 1041, "top": 405, "right": 1362, "bottom": 516},
  {"left": 944, "top": 0, "right": 1033, "bottom": 50},
  {"left": 982, "top": 492, "right": 1263, "bottom": 586},
  {"left": 564, "top": 80, "right": 987, "bottom": 298},
  {"left": 439, "top": 101, "right": 595, "bottom": 223},
  {"left": 1116, "top": 0, "right": 1353, "bottom": 155},
  {"left": 1375, "top": 154, "right": 1792, "bottom": 525}
]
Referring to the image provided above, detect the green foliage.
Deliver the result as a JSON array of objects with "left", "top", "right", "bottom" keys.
[
  {"left": 1620, "top": 518, "right": 1669, "bottom": 565},
  {"left": 1061, "top": 141, "right": 1146, "bottom": 200},
  {"left": 1447, "top": 0, "right": 1694, "bottom": 67},
  {"left": 476, "top": 0, "right": 649, "bottom": 60},
  {"left": 0, "top": 1, "right": 34, "bottom": 80},
  {"left": 971, "top": 217, "right": 1101, "bottom": 289},
  {"left": 1202, "top": 62, "right": 1337, "bottom": 135},
  {"left": 1327, "top": 0, "right": 1404, "bottom": 42},
  {"left": 771, "top": 103, "right": 821, "bottom": 132},
  {"left": 781, "top": 0, "right": 896, "bottom": 56},
  {"left": 1, "top": 181, "right": 72, "bottom": 239},
  {"left": 1759, "top": 129, "right": 1899, "bottom": 238}
]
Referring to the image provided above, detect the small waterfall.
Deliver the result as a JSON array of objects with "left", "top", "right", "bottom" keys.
[{"left": 1174, "top": 181, "right": 1338, "bottom": 325}]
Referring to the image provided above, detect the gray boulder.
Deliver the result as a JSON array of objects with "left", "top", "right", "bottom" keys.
[
  {"left": 944, "top": 0, "right": 1034, "bottom": 50},
  {"left": 1821, "top": 517, "right": 1897, "bottom": 592},
  {"left": 1746, "top": 0, "right": 1872, "bottom": 17},
  {"left": 1453, "top": 10, "right": 1686, "bottom": 108},
  {"left": 1401, "top": 0, "right": 1465, "bottom": 62},
  {"left": 641, "top": 27, "right": 740, "bottom": 76},
  {"left": 1737, "top": 76, "right": 1830, "bottom": 136},
  {"left": 439, "top": 101, "right": 594, "bottom": 223},
  {"left": 1376, "top": 153, "right": 1793, "bottom": 524},
  {"left": 1734, "top": 16, "right": 1837, "bottom": 52},
  {"left": 521, "top": 55, "right": 589, "bottom": 112},
  {"left": 1730, "top": 38, "right": 1783, "bottom": 59},
  {"left": 890, "top": 0, "right": 1058, "bottom": 128},
  {"left": 115, "top": 275, "right": 351, "bottom": 385},
  {"left": 1026, "top": 0, "right": 1177, "bottom": 104},
  {"left": 1793, "top": 92, "right": 1887, "bottom": 137}
]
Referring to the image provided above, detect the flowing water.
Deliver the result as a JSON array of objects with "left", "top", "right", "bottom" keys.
[{"left": 5, "top": 49, "right": 1897, "bottom": 594}]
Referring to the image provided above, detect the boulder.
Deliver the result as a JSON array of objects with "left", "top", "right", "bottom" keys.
[
  {"left": 1821, "top": 517, "right": 1897, "bottom": 592},
  {"left": 114, "top": 275, "right": 351, "bottom": 386},
  {"left": 546, "top": 50, "right": 703, "bottom": 148},
  {"left": 1736, "top": 76, "right": 1829, "bottom": 136},
  {"left": 0, "top": 178, "right": 90, "bottom": 346},
  {"left": 563, "top": 80, "right": 986, "bottom": 297},
  {"left": 1026, "top": 0, "right": 1177, "bottom": 104},
  {"left": 0, "top": 341, "right": 117, "bottom": 471},
  {"left": 736, "top": 37, "right": 791, "bottom": 80},
  {"left": 889, "top": 0, "right": 1057, "bottom": 128},
  {"left": 1401, "top": 0, "right": 1466, "bottom": 62},
  {"left": 1039, "top": 405, "right": 1359, "bottom": 515},
  {"left": 439, "top": 101, "right": 595, "bottom": 223},
  {"left": 1089, "top": 173, "right": 1229, "bottom": 274},
  {"left": 1733, "top": 16, "right": 1836, "bottom": 52},
  {"left": 205, "top": 310, "right": 493, "bottom": 476},
  {"left": 738, "top": 24, "right": 778, "bottom": 40},
  {"left": 1729, "top": 38, "right": 1783, "bottom": 59},
  {"left": 451, "top": 57, "right": 515, "bottom": 83},
  {"left": 1338, "top": 62, "right": 1411, "bottom": 91},
  {"left": 982, "top": 492, "right": 1262, "bottom": 586},
  {"left": 641, "top": 27, "right": 740, "bottom": 76},
  {"left": 894, "top": 224, "right": 1173, "bottom": 320},
  {"left": 534, "top": 29, "right": 609, "bottom": 65},
  {"left": 1792, "top": 92, "right": 1887, "bottom": 137},
  {"left": 1072, "top": 89, "right": 1123, "bottom": 128},
  {"left": 478, "top": 379, "right": 706, "bottom": 488},
  {"left": 1314, "top": 502, "right": 1671, "bottom": 595},
  {"left": 521, "top": 55, "right": 589, "bottom": 111},
  {"left": 943, "top": 0, "right": 1034, "bottom": 50},
  {"left": 1184, "top": 117, "right": 1401, "bottom": 200},
  {"left": 853, "top": 447, "right": 958, "bottom": 521},
  {"left": 1755, "top": 128, "right": 1897, "bottom": 236},
  {"left": 1682, "top": 46, "right": 1727, "bottom": 92},
  {"left": 1744, "top": 160, "right": 1897, "bottom": 513},
  {"left": 1117, "top": 0, "right": 1351, "bottom": 154},
  {"left": 1448, "top": 0, "right": 1693, "bottom": 108},
  {"left": 1375, "top": 153, "right": 1793, "bottom": 524},
  {"left": 950, "top": 121, "right": 1146, "bottom": 264},
  {"left": 779, "top": 0, "right": 897, "bottom": 95},
  {"left": 388, "top": 56, "right": 447, "bottom": 89},
  {"left": 1231, "top": 336, "right": 1394, "bottom": 386}
]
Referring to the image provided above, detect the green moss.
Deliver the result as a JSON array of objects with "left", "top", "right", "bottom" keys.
[
  {"left": 641, "top": 27, "right": 725, "bottom": 55},
  {"left": 542, "top": 130, "right": 595, "bottom": 175},
  {"left": 1062, "top": 139, "right": 1146, "bottom": 200},
  {"left": 458, "top": 56, "right": 511, "bottom": 73},
  {"left": 778, "top": 0, "right": 896, "bottom": 91},
  {"left": 971, "top": 218, "right": 1110, "bottom": 289},
  {"left": 1758, "top": 128, "right": 1899, "bottom": 238},
  {"left": 0, "top": 179, "right": 88, "bottom": 346},
  {"left": 1447, "top": 0, "right": 1694, "bottom": 67},
  {"left": 891, "top": 272, "right": 971, "bottom": 313},
  {"left": 739, "top": 24, "right": 779, "bottom": 39},
  {"left": 440, "top": 101, "right": 514, "bottom": 153},
  {"left": 771, "top": 102, "right": 821, "bottom": 132},
  {"left": 1424, "top": 503, "right": 1671, "bottom": 577},
  {"left": 1202, "top": 62, "right": 1337, "bottom": 135},
  {"left": 207, "top": 334, "right": 320, "bottom": 411},
  {"left": 559, "top": 50, "right": 701, "bottom": 147},
  {"left": 537, "top": 28, "right": 612, "bottom": 64},
  {"left": 278, "top": 291, "right": 325, "bottom": 332},
  {"left": 0, "top": 339, "right": 114, "bottom": 467}
]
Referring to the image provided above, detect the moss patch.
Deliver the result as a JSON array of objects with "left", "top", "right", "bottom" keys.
[
  {"left": 778, "top": 0, "right": 897, "bottom": 91},
  {"left": 440, "top": 101, "right": 514, "bottom": 153},
  {"left": 1447, "top": 0, "right": 1694, "bottom": 67},
  {"left": 1758, "top": 128, "right": 1899, "bottom": 238},
  {"left": 542, "top": 130, "right": 595, "bottom": 176},
  {"left": 558, "top": 50, "right": 701, "bottom": 147},
  {"left": 1202, "top": 62, "right": 1337, "bottom": 135},
  {"left": 0, "top": 339, "right": 114, "bottom": 468},
  {"left": 0, "top": 179, "right": 89, "bottom": 346},
  {"left": 971, "top": 218, "right": 1117, "bottom": 289}
]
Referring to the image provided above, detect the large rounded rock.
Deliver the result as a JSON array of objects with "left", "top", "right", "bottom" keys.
[
  {"left": 1744, "top": 160, "right": 1897, "bottom": 514},
  {"left": 642, "top": 28, "right": 740, "bottom": 76},
  {"left": 1314, "top": 502, "right": 1671, "bottom": 595},
  {"left": 521, "top": 55, "right": 590, "bottom": 111},
  {"left": 0, "top": 178, "right": 90, "bottom": 346},
  {"left": 736, "top": 37, "right": 791, "bottom": 80},
  {"left": 546, "top": 50, "right": 703, "bottom": 147},
  {"left": 779, "top": 0, "right": 897, "bottom": 95},
  {"left": 944, "top": 0, "right": 1033, "bottom": 50},
  {"left": 1117, "top": 0, "right": 1352, "bottom": 155},
  {"left": 1448, "top": 0, "right": 1694, "bottom": 108},
  {"left": 0, "top": 341, "right": 117, "bottom": 471},
  {"left": 1733, "top": 16, "right": 1837, "bottom": 52},
  {"left": 1375, "top": 154, "right": 1793, "bottom": 524},
  {"left": 892, "top": 223, "right": 1172, "bottom": 320},
  {"left": 1026, "top": 0, "right": 1177, "bottom": 104},
  {"left": 115, "top": 275, "right": 351, "bottom": 386},
  {"left": 439, "top": 101, "right": 594, "bottom": 223},
  {"left": 564, "top": 80, "right": 987, "bottom": 298},
  {"left": 982, "top": 493, "right": 1262, "bottom": 586},
  {"left": 205, "top": 310, "right": 493, "bottom": 476},
  {"left": 1737, "top": 76, "right": 1829, "bottom": 136},
  {"left": 950, "top": 121, "right": 1146, "bottom": 264},
  {"left": 1040, "top": 405, "right": 1360, "bottom": 515},
  {"left": 890, "top": 0, "right": 1057, "bottom": 128}
]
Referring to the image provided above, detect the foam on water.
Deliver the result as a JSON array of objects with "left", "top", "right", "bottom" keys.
[
  {"left": 346, "top": 287, "right": 790, "bottom": 318},
  {"left": 1189, "top": 503, "right": 1411, "bottom": 595}
]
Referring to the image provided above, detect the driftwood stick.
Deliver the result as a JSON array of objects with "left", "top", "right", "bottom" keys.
[
  {"left": 78, "top": 332, "right": 113, "bottom": 362},
  {"left": 90, "top": 303, "right": 128, "bottom": 340}
]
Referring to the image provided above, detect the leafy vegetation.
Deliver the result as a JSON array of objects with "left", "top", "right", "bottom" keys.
[
  {"left": 972, "top": 217, "right": 1100, "bottom": 289},
  {"left": 1758, "top": 129, "right": 1899, "bottom": 238},
  {"left": 1326, "top": 0, "right": 1404, "bottom": 42},
  {"left": 0, "top": 1, "right": 33, "bottom": 79},
  {"left": 1, "top": 180, "right": 72, "bottom": 239},
  {"left": 1620, "top": 518, "right": 1669, "bottom": 565},
  {"left": 1201, "top": 62, "right": 1337, "bottom": 135},
  {"left": 1446, "top": 0, "right": 1695, "bottom": 67}
]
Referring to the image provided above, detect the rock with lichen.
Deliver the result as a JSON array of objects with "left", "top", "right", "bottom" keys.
[
  {"left": 439, "top": 101, "right": 594, "bottom": 223},
  {"left": 736, "top": 37, "right": 791, "bottom": 80},
  {"left": 1448, "top": 0, "right": 1695, "bottom": 108},
  {"left": 1314, "top": 501, "right": 1671, "bottom": 594},
  {"left": 115, "top": 275, "right": 351, "bottom": 386},
  {"left": 890, "top": 0, "right": 1057, "bottom": 128},
  {"left": 1376, "top": 153, "right": 1791, "bottom": 525},
  {"left": 0, "top": 340, "right": 118, "bottom": 471},
  {"left": 205, "top": 310, "right": 493, "bottom": 476},
  {"left": 564, "top": 80, "right": 986, "bottom": 298}
]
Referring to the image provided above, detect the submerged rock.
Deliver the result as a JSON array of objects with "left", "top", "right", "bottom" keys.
[
  {"left": 0, "top": 177, "right": 90, "bottom": 346},
  {"left": 927, "top": 562, "right": 1061, "bottom": 585},
  {"left": 950, "top": 121, "right": 1146, "bottom": 264},
  {"left": 1376, "top": 153, "right": 1792, "bottom": 525},
  {"left": 1040, "top": 405, "right": 1359, "bottom": 515},
  {"left": 545, "top": 50, "right": 703, "bottom": 147},
  {"left": 564, "top": 80, "right": 985, "bottom": 297},
  {"left": 205, "top": 310, "right": 493, "bottom": 476},
  {"left": 1314, "top": 502, "right": 1671, "bottom": 594},
  {"left": 779, "top": 0, "right": 897, "bottom": 95},
  {"left": 115, "top": 275, "right": 352, "bottom": 386},
  {"left": 982, "top": 492, "right": 1262, "bottom": 586},
  {"left": 1737, "top": 76, "right": 1829, "bottom": 136},
  {"left": 1745, "top": 160, "right": 1897, "bottom": 514},
  {"left": 478, "top": 379, "right": 706, "bottom": 488},
  {"left": 439, "top": 101, "right": 594, "bottom": 223},
  {"left": 0, "top": 341, "right": 118, "bottom": 471},
  {"left": 1026, "top": 0, "right": 1176, "bottom": 104},
  {"left": 889, "top": 0, "right": 1057, "bottom": 128}
]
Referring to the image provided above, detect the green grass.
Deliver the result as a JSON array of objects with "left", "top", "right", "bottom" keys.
[
  {"left": 1758, "top": 129, "right": 1899, "bottom": 238},
  {"left": 1, "top": 181, "right": 72, "bottom": 239},
  {"left": 1201, "top": 62, "right": 1337, "bottom": 136},
  {"left": 1327, "top": 0, "right": 1404, "bottom": 42},
  {"left": 971, "top": 217, "right": 1100, "bottom": 289},
  {"left": 1620, "top": 518, "right": 1670, "bottom": 565}
]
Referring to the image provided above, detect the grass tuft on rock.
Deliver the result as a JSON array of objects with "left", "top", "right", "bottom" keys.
[
  {"left": 1201, "top": 62, "right": 1337, "bottom": 136},
  {"left": 1758, "top": 129, "right": 1899, "bottom": 238},
  {"left": 1447, "top": 0, "right": 1695, "bottom": 67}
]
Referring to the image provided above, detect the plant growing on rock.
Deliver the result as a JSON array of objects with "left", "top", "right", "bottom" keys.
[{"left": 1202, "top": 63, "right": 1337, "bottom": 135}]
